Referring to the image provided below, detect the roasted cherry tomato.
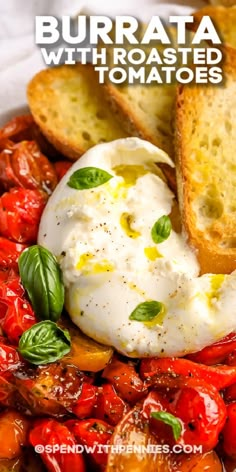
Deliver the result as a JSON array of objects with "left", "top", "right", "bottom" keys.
[
  {"left": 30, "top": 418, "right": 85, "bottom": 472},
  {"left": 222, "top": 402, "right": 236, "bottom": 458},
  {"left": 187, "top": 332, "right": 236, "bottom": 365},
  {"left": 0, "top": 336, "right": 22, "bottom": 372},
  {"left": 140, "top": 357, "right": 236, "bottom": 390},
  {"left": 72, "top": 383, "right": 98, "bottom": 419},
  {"left": 102, "top": 357, "right": 147, "bottom": 404},
  {"left": 0, "top": 140, "right": 58, "bottom": 194},
  {"left": 14, "top": 363, "right": 86, "bottom": 416},
  {"left": 54, "top": 161, "right": 72, "bottom": 181},
  {"left": 141, "top": 390, "right": 175, "bottom": 445},
  {"left": 0, "top": 410, "right": 29, "bottom": 460},
  {"left": 106, "top": 406, "right": 173, "bottom": 472},
  {"left": 0, "top": 115, "right": 34, "bottom": 143},
  {"left": 95, "top": 383, "right": 129, "bottom": 426},
  {"left": 0, "top": 187, "right": 46, "bottom": 243},
  {"left": 225, "top": 349, "right": 236, "bottom": 366},
  {"left": 66, "top": 418, "right": 113, "bottom": 467},
  {"left": 167, "top": 380, "right": 227, "bottom": 451},
  {"left": 144, "top": 373, "right": 227, "bottom": 452},
  {"left": 59, "top": 316, "right": 113, "bottom": 373},
  {"left": 2, "top": 295, "right": 36, "bottom": 344},
  {"left": 0, "top": 275, "right": 36, "bottom": 344},
  {"left": 0, "top": 237, "right": 27, "bottom": 271}
]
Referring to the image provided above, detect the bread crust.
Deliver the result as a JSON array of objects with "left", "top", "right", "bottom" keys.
[{"left": 176, "top": 46, "right": 236, "bottom": 274}]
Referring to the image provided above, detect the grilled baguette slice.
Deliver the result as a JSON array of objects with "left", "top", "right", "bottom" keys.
[
  {"left": 27, "top": 64, "right": 127, "bottom": 160},
  {"left": 193, "top": 5, "right": 236, "bottom": 48},
  {"left": 176, "top": 46, "right": 236, "bottom": 274}
]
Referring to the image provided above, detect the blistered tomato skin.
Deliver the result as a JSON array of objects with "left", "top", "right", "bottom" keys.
[
  {"left": 66, "top": 418, "right": 113, "bottom": 467},
  {"left": 0, "top": 140, "right": 58, "bottom": 194},
  {"left": 168, "top": 383, "right": 227, "bottom": 452},
  {"left": 95, "top": 383, "right": 130, "bottom": 426},
  {"left": 0, "top": 188, "right": 46, "bottom": 244},
  {"left": 0, "top": 274, "right": 36, "bottom": 344},
  {"left": 0, "top": 237, "right": 27, "bottom": 271},
  {"left": 72, "top": 382, "right": 98, "bottom": 419},
  {"left": 14, "top": 363, "right": 86, "bottom": 416},
  {"left": 30, "top": 419, "right": 85, "bottom": 472},
  {"left": 102, "top": 357, "right": 148, "bottom": 404},
  {"left": 0, "top": 115, "right": 34, "bottom": 142}
]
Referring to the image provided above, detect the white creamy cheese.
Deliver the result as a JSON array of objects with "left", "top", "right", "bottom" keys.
[{"left": 38, "top": 138, "right": 236, "bottom": 357}]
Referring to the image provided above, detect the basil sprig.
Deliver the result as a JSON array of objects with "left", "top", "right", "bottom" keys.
[
  {"left": 18, "top": 321, "right": 71, "bottom": 365},
  {"left": 129, "top": 301, "right": 164, "bottom": 322},
  {"left": 151, "top": 215, "right": 171, "bottom": 244},
  {"left": 151, "top": 411, "right": 182, "bottom": 441},
  {"left": 19, "top": 245, "right": 64, "bottom": 322},
  {"left": 68, "top": 167, "right": 113, "bottom": 190}
]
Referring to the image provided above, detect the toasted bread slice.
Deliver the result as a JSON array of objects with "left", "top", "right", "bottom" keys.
[
  {"left": 100, "top": 26, "right": 178, "bottom": 159},
  {"left": 103, "top": 81, "right": 176, "bottom": 159},
  {"left": 192, "top": 5, "right": 236, "bottom": 48},
  {"left": 176, "top": 46, "right": 236, "bottom": 274},
  {"left": 27, "top": 64, "right": 128, "bottom": 160}
]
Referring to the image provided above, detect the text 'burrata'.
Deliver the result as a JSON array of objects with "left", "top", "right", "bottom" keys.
[{"left": 38, "top": 138, "right": 236, "bottom": 357}]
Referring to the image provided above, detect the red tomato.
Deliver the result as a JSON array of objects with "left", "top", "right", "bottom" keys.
[
  {"left": 0, "top": 237, "right": 27, "bottom": 271},
  {"left": 102, "top": 357, "right": 147, "bottom": 404},
  {"left": 222, "top": 402, "right": 236, "bottom": 458},
  {"left": 168, "top": 381, "right": 227, "bottom": 452},
  {"left": 0, "top": 275, "right": 36, "bottom": 344},
  {"left": 54, "top": 161, "right": 72, "bottom": 181},
  {"left": 95, "top": 383, "right": 129, "bottom": 426},
  {"left": 72, "top": 383, "right": 98, "bottom": 419},
  {"left": 0, "top": 188, "right": 46, "bottom": 243},
  {"left": 0, "top": 115, "right": 34, "bottom": 142},
  {"left": 0, "top": 410, "right": 29, "bottom": 460},
  {"left": 142, "top": 375, "right": 227, "bottom": 453},
  {"left": 2, "top": 296, "right": 36, "bottom": 344},
  {"left": 140, "top": 357, "right": 236, "bottom": 390},
  {"left": 225, "top": 350, "right": 236, "bottom": 366},
  {"left": 66, "top": 418, "right": 113, "bottom": 467},
  {"left": 15, "top": 363, "right": 86, "bottom": 416},
  {"left": 0, "top": 141, "right": 58, "bottom": 195},
  {"left": 142, "top": 390, "right": 176, "bottom": 445},
  {"left": 30, "top": 419, "right": 85, "bottom": 472},
  {"left": 0, "top": 336, "right": 22, "bottom": 372},
  {"left": 187, "top": 332, "right": 236, "bottom": 365},
  {"left": 0, "top": 337, "right": 22, "bottom": 405}
]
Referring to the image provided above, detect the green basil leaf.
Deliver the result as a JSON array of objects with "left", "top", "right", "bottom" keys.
[
  {"left": 67, "top": 167, "right": 113, "bottom": 190},
  {"left": 18, "top": 245, "right": 64, "bottom": 322},
  {"left": 151, "top": 215, "right": 172, "bottom": 244},
  {"left": 18, "top": 321, "right": 71, "bottom": 365},
  {"left": 151, "top": 411, "right": 182, "bottom": 441},
  {"left": 129, "top": 301, "right": 164, "bottom": 322}
]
